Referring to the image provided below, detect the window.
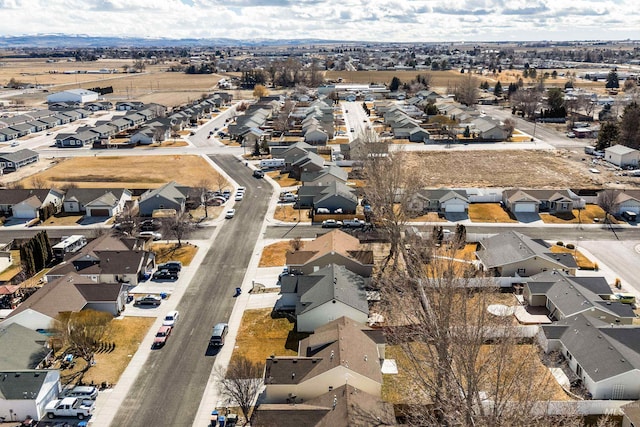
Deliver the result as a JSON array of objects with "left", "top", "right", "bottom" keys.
[{"left": 517, "top": 268, "right": 526, "bottom": 276}]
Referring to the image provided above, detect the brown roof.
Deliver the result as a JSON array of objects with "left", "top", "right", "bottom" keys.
[
  {"left": 264, "top": 317, "right": 383, "bottom": 386},
  {"left": 252, "top": 384, "right": 396, "bottom": 427},
  {"left": 286, "top": 230, "right": 373, "bottom": 267},
  {"left": 75, "top": 283, "right": 123, "bottom": 302}
]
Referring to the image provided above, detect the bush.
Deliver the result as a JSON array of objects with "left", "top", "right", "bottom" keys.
[
  {"left": 565, "top": 244, "right": 575, "bottom": 250},
  {"left": 556, "top": 241, "right": 564, "bottom": 246}
]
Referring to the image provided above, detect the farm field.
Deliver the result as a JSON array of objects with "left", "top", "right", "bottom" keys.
[{"left": 18, "top": 155, "right": 225, "bottom": 189}]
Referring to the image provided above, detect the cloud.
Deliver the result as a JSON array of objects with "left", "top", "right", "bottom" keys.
[{"left": 502, "top": 5, "right": 549, "bottom": 15}]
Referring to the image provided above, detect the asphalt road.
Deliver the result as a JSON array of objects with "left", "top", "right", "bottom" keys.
[{"left": 109, "top": 154, "right": 272, "bottom": 427}]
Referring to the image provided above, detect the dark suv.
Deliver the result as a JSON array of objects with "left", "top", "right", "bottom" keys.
[
  {"left": 157, "top": 261, "right": 182, "bottom": 272},
  {"left": 152, "top": 269, "right": 178, "bottom": 281},
  {"left": 253, "top": 169, "right": 264, "bottom": 178}
]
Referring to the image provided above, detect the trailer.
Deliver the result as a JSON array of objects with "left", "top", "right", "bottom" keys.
[{"left": 259, "top": 158, "right": 285, "bottom": 169}]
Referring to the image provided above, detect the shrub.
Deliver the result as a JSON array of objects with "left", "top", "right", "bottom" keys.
[
  {"left": 565, "top": 244, "right": 575, "bottom": 250},
  {"left": 556, "top": 241, "right": 564, "bottom": 246}
]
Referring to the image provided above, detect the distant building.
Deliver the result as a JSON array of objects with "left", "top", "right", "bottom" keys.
[{"left": 46, "top": 89, "right": 99, "bottom": 104}]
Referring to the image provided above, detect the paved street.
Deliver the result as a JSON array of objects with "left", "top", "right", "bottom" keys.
[{"left": 108, "top": 154, "right": 272, "bottom": 427}]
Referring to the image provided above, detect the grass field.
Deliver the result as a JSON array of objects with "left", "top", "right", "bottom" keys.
[
  {"left": 18, "top": 155, "right": 225, "bottom": 189},
  {"left": 229, "top": 309, "right": 308, "bottom": 368}
]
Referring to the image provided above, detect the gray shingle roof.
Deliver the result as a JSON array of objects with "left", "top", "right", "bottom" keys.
[{"left": 0, "top": 324, "right": 51, "bottom": 370}]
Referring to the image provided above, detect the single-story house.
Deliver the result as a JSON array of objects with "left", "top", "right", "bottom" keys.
[
  {"left": 285, "top": 229, "right": 374, "bottom": 277},
  {"left": 289, "top": 151, "right": 325, "bottom": 180},
  {"left": 55, "top": 131, "right": 99, "bottom": 148},
  {"left": 304, "top": 126, "right": 329, "bottom": 145},
  {"left": 469, "top": 117, "right": 509, "bottom": 140},
  {"left": 502, "top": 189, "right": 578, "bottom": 214},
  {"left": 607, "top": 189, "right": 640, "bottom": 216},
  {"left": 409, "top": 127, "right": 431, "bottom": 142},
  {"left": 263, "top": 317, "right": 385, "bottom": 403},
  {"left": 0, "top": 149, "right": 39, "bottom": 172},
  {"left": 0, "top": 323, "right": 52, "bottom": 370},
  {"left": 138, "top": 181, "right": 188, "bottom": 217},
  {"left": 63, "top": 188, "right": 132, "bottom": 217},
  {"left": 277, "top": 264, "right": 369, "bottom": 332},
  {"left": 605, "top": 145, "right": 640, "bottom": 168},
  {"left": 300, "top": 165, "right": 348, "bottom": 187},
  {"left": 524, "top": 270, "right": 636, "bottom": 324},
  {"left": 539, "top": 314, "right": 640, "bottom": 400},
  {"left": 409, "top": 188, "right": 469, "bottom": 214},
  {"left": 0, "top": 128, "right": 20, "bottom": 142},
  {"left": 0, "top": 188, "right": 63, "bottom": 218},
  {"left": 297, "top": 181, "right": 358, "bottom": 214},
  {"left": 476, "top": 231, "right": 577, "bottom": 277}
]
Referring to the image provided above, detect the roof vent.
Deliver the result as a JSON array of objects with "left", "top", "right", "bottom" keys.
[{"left": 291, "top": 372, "right": 295, "bottom": 379}]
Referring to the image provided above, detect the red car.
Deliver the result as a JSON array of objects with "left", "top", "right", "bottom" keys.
[{"left": 153, "top": 325, "right": 172, "bottom": 348}]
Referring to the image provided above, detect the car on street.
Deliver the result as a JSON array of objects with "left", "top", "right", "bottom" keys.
[
  {"left": 135, "top": 295, "right": 162, "bottom": 306},
  {"left": 157, "top": 261, "right": 182, "bottom": 272},
  {"left": 210, "top": 323, "right": 228, "bottom": 346},
  {"left": 322, "top": 219, "right": 343, "bottom": 228},
  {"left": 350, "top": 127, "right": 355, "bottom": 132},
  {"left": 235, "top": 193, "right": 244, "bottom": 201},
  {"left": 225, "top": 209, "right": 236, "bottom": 219},
  {"left": 153, "top": 325, "right": 172, "bottom": 348},
  {"left": 163, "top": 310, "right": 180, "bottom": 327},
  {"left": 152, "top": 269, "right": 178, "bottom": 281},
  {"left": 566, "top": 132, "right": 576, "bottom": 138},
  {"left": 10, "top": 141, "right": 19, "bottom": 147},
  {"left": 253, "top": 169, "right": 264, "bottom": 178}
]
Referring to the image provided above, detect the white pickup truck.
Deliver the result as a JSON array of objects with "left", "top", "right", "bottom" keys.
[
  {"left": 342, "top": 218, "right": 366, "bottom": 228},
  {"left": 45, "top": 397, "right": 94, "bottom": 419}
]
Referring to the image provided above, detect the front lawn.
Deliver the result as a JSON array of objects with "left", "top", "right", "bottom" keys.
[
  {"left": 468, "top": 203, "right": 517, "bottom": 223},
  {"left": 266, "top": 171, "right": 300, "bottom": 187},
  {"left": 150, "top": 242, "right": 198, "bottom": 266},
  {"left": 259, "top": 240, "right": 303, "bottom": 267},
  {"left": 540, "top": 205, "right": 609, "bottom": 224},
  {"left": 229, "top": 309, "right": 307, "bottom": 368},
  {"left": 273, "top": 205, "right": 311, "bottom": 223},
  {"left": 550, "top": 245, "right": 596, "bottom": 270}
]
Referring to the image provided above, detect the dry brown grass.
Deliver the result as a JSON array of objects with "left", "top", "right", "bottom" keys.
[
  {"left": 540, "top": 205, "right": 607, "bottom": 224},
  {"left": 266, "top": 171, "right": 300, "bottom": 187},
  {"left": 0, "top": 250, "right": 21, "bottom": 281},
  {"left": 468, "top": 203, "right": 517, "bottom": 223},
  {"left": 258, "top": 240, "right": 300, "bottom": 267},
  {"left": 147, "top": 140, "right": 189, "bottom": 148},
  {"left": 454, "top": 243, "right": 479, "bottom": 261},
  {"left": 273, "top": 205, "right": 311, "bottom": 223},
  {"left": 405, "top": 150, "right": 597, "bottom": 188},
  {"left": 61, "top": 316, "right": 156, "bottom": 386},
  {"left": 18, "top": 155, "right": 226, "bottom": 189},
  {"left": 40, "top": 213, "right": 85, "bottom": 226},
  {"left": 409, "top": 212, "right": 447, "bottom": 222},
  {"left": 229, "top": 309, "right": 307, "bottom": 368},
  {"left": 150, "top": 242, "right": 198, "bottom": 266},
  {"left": 550, "top": 245, "right": 595, "bottom": 270},
  {"left": 189, "top": 205, "right": 224, "bottom": 221}
]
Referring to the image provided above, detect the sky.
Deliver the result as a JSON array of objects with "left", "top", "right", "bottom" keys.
[{"left": 1, "top": 0, "right": 639, "bottom": 42}]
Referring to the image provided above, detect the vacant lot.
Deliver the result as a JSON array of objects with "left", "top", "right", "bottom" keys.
[
  {"left": 19, "top": 155, "right": 225, "bottom": 189},
  {"left": 405, "top": 150, "right": 597, "bottom": 188}
]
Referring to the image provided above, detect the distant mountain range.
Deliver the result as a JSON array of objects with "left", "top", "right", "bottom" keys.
[{"left": 0, "top": 34, "right": 348, "bottom": 48}]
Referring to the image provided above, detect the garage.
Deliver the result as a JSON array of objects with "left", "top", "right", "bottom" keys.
[
  {"left": 513, "top": 202, "right": 538, "bottom": 213},
  {"left": 444, "top": 203, "right": 467, "bottom": 213},
  {"left": 88, "top": 208, "right": 111, "bottom": 217}
]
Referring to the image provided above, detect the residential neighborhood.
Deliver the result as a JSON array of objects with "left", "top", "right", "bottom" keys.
[{"left": 0, "top": 30, "right": 640, "bottom": 427}]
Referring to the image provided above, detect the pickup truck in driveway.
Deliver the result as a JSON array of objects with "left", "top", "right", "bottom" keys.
[{"left": 45, "top": 397, "right": 94, "bottom": 419}]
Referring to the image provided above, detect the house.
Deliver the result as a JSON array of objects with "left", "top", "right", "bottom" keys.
[
  {"left": 409, "top": 188, "right": 469, "bottom": 214},
  {"left": 304, "top": 126, "right": 329, "bottom": 145},
  {"left": 408, "top": 127, "right": 430, "bottom": 143},
  {"left": 46, "top": 88, "right": 99, "bottom": 104},
  {"left": 502, "top": 189, "right": 578, "bottom": 214},
  {"left": 0, "top": 370, "right": 61, "bottom": 422},
  {"left": 339, "top": 136, "right": 388, "bottom": 161},
  {"left": 297, "top": 181, "right": 358, "bottom": 214},
  {"left": 468, "top": 117, "right": 509, "bottom": 140},
  {"left": 524, "top": 270, "right": 636, "bottom": 324},
  {"left": 539, "top": 314, "right": 640, "bottom": 400},
  {"left": 0, "top": 323, "right": 52, "bottom": 370},
  {"left": 55, "top": 131, "right": 99, "bottom": 147},
  {"left": 0, "top": 127, "right": 20, "bottom": 142},
  {"left": 0, "top": 189, "right": 63, "bottom": 218},
  {"left": 277, "top": 264, "right": 369, "bottom": 332},
  {"left": 84, "top": 101, "right": 113, "bottom": 111},
  {"left": 138, "top": 181, "right": 188, "bottom": 217},
  {"left": 289, "top": 151, "right": 325, "bottom": 180},
  {"left": 115, "top": 101, "right": 145, "bottom": 111},
  {"left": 45, "top": 233, "right": 154, "bottom": 288},
  {"left": 607, "top": 189, "right": 640, "bottom": 216},
  {"left": 263, "top": 317, "right": 385, "bottom": 403},
  {"left": 605, "top": 145, "right": 640, "bottom": 168},
  {"left": 9, "top": 122, "right": 35, "bottom": 136},
  {"left": 0, "top": 149, "right": 39, "bottom": 172},
  {"left": 300, "top": 165, "right": 348, "bottom": 187},
  {"left": 1, "top": 272, "right": 127, "bottom": 331},
  {"left": 286, "top": 230, "right": 374, "bottom": 277},
  {"left": 252, "top": 384, "right": 395, "bottom": 427},
  {"left": 476, "top": 231, "right": 577, "bottom": 277},
  {"left": 63, "top": 188, "right": 132, "bottom": 217}
]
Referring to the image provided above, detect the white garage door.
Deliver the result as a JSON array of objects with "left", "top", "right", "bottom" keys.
[
  {"left": 445, "top": 203, "right": 466, "bottom": 213},
  {"left": 514, "top": 203, "right": 537, "bottom": 213}
]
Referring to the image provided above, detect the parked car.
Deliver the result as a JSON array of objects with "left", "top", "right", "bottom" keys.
[
  {"left": 280, "top": 192, "right": 297, "bottom": 203},
  {"left": 222, "top": 189, "right": 231, "bottom": 199},
  {"left": 152, "top": 269, "right": 178, "bottom": 281},
  {"left": 157, "top": 261, "right": 182, "bottom": 272},
  {"left": 140, "top": 219, "right": 161, "bottom": 231},
  {"left": 135, "top": 295, "right": 162, "bottom": 306},
  {"left": 225, "top": 209, "right": 236, "bottom": 219},
  {"left": 153, "top": 325, "right": 172, "bottom": 348},
  {"left": 621, "top": 211, "right": 637, "bottom": 222},
  {"left": 163, "top": 310, "right": 180, "bottom": 327},
  {"left": 10, "top": 141, "right": 19, "bottom": 147},
  {"left": 253, "top": 169, "right": 265, "bottom": 178},
  {"left": 62, "top": 386, "right": 99, "bottom": 400},
  {"left": 210, "top": 322, "right": 228, "bottom": 346},
  {"left": 322, "top": 219, "right": 343, "bottom": 228},
  {"left": 139, "top": 231, "right": 162, "bottom": 240},
  {"left": 235, "top": 192, "right": 244, "bottom": 201}
]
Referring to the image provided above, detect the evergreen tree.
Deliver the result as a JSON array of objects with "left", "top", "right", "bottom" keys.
[
  {"left": 619, "top": 102, "right": 640, "bottom": 149},
  {"left": 596, "top": 121, "right": 619, "bottom": 151},
  {"left": 389, "top": 76, "right": 402, "bottom": 92},
  {"left": 605, "top": 69, "right": 620, "bottom": 89},
  {"left": 494, "top": 81, "right": 503, "bottom": 97}
]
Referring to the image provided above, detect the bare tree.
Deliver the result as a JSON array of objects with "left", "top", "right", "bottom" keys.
[
  {"left": 289, "top": 236, "right": 303, "bottom": 252},
  {"left": 454, "top": 73, "right": 479, "bottom": 106},
  {"left": 381, "top": 237, "right": 576, "bottom": 426},
  {"left": 512, "top": 88, "right": 542, "bottom": 119},
  {"left": 196, "top": 178, "right": 212, "bottom": 218},
  {"left": 214, "top": 171, "right": 228, "bottom": 193},
  {"left": 363, "top": 148, "right": 420, "bottom": 271},
  {"left": 163, "top": 212, "right": 193, "bottom": 247},
  {"left": 502, "top": 118, "right": 516, "bottom": 139},
  {"left": 54, "top": 309, "right": 113, "bottom": 375},
  {"left": 31, "top": 175, "right": 47, "bottom": 189},
  {"left": 153, "top": 127, "right": 166, "bottom": 145},
  {"left": 273, "top": 100, "right": 295, "bottom": 133},
  {"left": 597, "top": 189, "right": 618, "bottom": 224},
  {"left": 215, "top": 357, "right": 264, "bottom": 425}
]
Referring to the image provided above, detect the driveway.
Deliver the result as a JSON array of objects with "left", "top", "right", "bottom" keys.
[{"left": 579, "top": 239, "right": 640, "bottom": 296}]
